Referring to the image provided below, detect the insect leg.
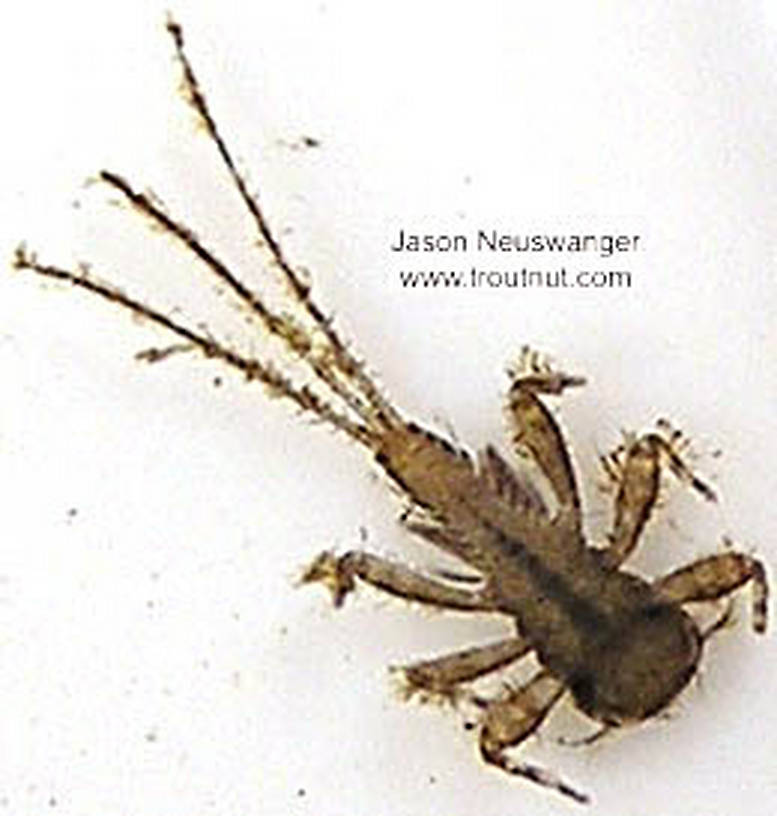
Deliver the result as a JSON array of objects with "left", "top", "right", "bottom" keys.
[
  {"left": 653, "top": 550, "right": 768, "bottom": 634},
  {"left": 395, "top": 636, "right": 531, "bottom": 702},
  {"left": 299, "top": 550, "right": 497, "bottom": 611},
  {"left": 600, "top": 426, "right": 716, "bottom": 568},
  {"left": 599, "top": 433, "right": 661, "bottom": 567},
  {"left": 505, "top": 347, "right": 585, "bottom": 522},
  {"left": 478, "top": 669, "right": 589, "bottom": 804}
]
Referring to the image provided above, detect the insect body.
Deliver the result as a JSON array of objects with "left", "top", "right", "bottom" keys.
[{"left": 13, "top": 20, "right": 768, "bottom": 806}]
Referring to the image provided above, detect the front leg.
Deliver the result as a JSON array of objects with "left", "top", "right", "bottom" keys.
[
  {"left": 654, "top": 549, "right": 768, "bottom": 634},
  {"left": 477, "top": 669, "right": 589, "bottom": 804},
  {"left": 300, "top": 549, "right": 497, "bottom": 611}
]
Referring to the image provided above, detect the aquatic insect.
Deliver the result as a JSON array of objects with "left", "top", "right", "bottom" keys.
[{"left": 13, "top": 19, "right": 768, "bottom": 806}]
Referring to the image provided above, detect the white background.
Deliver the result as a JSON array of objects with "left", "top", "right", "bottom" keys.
[{"left": 1, "top": 1, "right": 776, "bottom": 814}]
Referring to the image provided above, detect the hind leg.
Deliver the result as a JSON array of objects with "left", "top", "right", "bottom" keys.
[
  {"left": 505, "top": 347, "right": 585, "bottom": 524},
  {"left": 300, "top": 549, "right": 497, "bottom": 611}
]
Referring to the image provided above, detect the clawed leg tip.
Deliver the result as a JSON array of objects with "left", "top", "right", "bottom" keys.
[{"left": 297, "top": 550, "right": 353, "bottom": 606}]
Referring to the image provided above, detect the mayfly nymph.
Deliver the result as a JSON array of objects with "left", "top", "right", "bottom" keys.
[{"left": 13, "top": 19, "right": 768, "bottom": 805}]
